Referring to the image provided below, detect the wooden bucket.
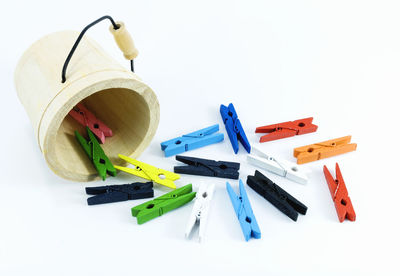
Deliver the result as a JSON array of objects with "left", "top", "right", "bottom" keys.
[{"left": 14, "top": 31, "right": 160, "bottom": 182}]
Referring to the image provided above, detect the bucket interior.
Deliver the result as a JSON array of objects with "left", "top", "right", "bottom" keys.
[{"left": 54, "top": 88, "right": 150, "bottom": 179}]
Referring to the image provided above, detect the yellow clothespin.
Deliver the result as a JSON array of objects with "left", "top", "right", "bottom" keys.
[{"left": 115, "top": 154, "right": 180, "bottom": 189}]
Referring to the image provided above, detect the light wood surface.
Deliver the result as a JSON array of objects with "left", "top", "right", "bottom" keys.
[{"left": 14, "top": 31, "right": 159, "bottom": 181}]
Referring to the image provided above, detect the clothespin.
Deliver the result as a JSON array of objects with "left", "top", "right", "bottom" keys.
[
  {"left": 161, "top": 124, "right": 224, "bottom": 157},
  {"left": 226, "top": 180, "right": 261, "bottom": 241},
  {"left": 174, "top": 155, "right": 240, "bottom": 179},
  {"left": 220, "top": 103, "right": 251, "bottom": 154},
  {"left": 247, "top": 170, "right": 308, "bottom": 221},
  {"left": 131, "top": 184, "right": 196, "bottom": 224},
  {"left": 255, "top": 117, "right": 318, "bottom": 143},
  {"left": 185, "top": 184, "right": 215, "bottom": 242},
  {"left": 323, "top": 163, "right": 356, "bottom": 222},
  {"left": 294, "top": 136, "right": 357, "bottom": 164},
  {"left": 114, "top": 154, "right": 180, "bottom": 189},
  {"left": 75, "top": 127, "right": 116, "bottom": 180},
  {"left": 69, "top": 103, "right": 112, "bottom": 144},
  {"left": 85, "top": 182, "right": 153, "bottom": 205},
  {"left": 247, "top": 146, "right": 307, "bottom": 184}
]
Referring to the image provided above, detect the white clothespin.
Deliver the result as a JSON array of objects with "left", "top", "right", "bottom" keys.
[
  {"left": 247, "top": 146, "right": 308, "bottom": 184},
  {"left": 185, "top": 184, "right": 215, "bottom": 242}
]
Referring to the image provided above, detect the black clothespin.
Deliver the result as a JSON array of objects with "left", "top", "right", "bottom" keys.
[
  {"left": 246, "top": 170, "right": 308, "bottom": 221},
  {"left": 85, "top": 182, "right": 154, "bottom": 205},
  {"left": 174, "top": 155, "right": 240, "bottom": 179}
]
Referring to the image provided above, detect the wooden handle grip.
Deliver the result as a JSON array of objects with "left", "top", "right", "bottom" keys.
[{"left": 110, "top": 21, "right": 138, "bottom": 60}]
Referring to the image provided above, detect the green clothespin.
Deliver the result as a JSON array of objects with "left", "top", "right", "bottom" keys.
[
  {"left": 131, "top": 184, "right": 196, "bottom": 224},
  {"left": 75, "top": 126, "right": 117, "bottom": 180}
]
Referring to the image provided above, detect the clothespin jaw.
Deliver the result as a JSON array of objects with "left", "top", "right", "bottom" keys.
[
  {"left": 174, "top": 155, "right": 240, "bottom": 179},
  {"left": 220, "top": 103, "right": 251, "bottom": 154},
  {"left": 247, "top": 146, "right": 308, "bottom": 184},
  {"left": 75, "top": 127, "right": 116, "bottom": 180},
  {"left": 256, "top": 117, "right": 318, "bottom": 143},
  {"left": 323, "top": 163, "right": 356, "bottom": 222},
  {"left": 294, "top": 136, "right": 357, "bottom": 164},
  {"left": 114, "top": 154, "right": 180, "bottom": 189},
  {"left": 85, "top": 182, "right": 154, "bottom": 205},
  {"left": 161, "top": 124, "right": 224, "bottom": 157},
  {"left": 247, "top": 170, "right": 308, "bottom": 221},
  {"left": 185, "top": 184, "right": 215, "bottom": 242},
  {"left": 226, "top": 180, "right": 261, "bottom": 241},
  {"left": 131, "top": 184, "right": 196, "bottom": 224},
  {"left": 69, "top": 103, "right": 113, "bottom": 144}
]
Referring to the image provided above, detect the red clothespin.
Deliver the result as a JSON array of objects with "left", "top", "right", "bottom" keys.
[
  {"left": 323, "top": 163, "right": 356, "bottom": 222},
  {"left": 255, "top": 117, "right": 318, "bottom": 143},
  {"left": 69, "top": 103, "right": 112, "bottom": 144}
]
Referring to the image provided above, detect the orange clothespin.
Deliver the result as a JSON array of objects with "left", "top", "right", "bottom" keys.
[
  {"left": 69, "top": 103, "right": 113, "bottom": 144},
  {"left": 323, "top": 163, "right": 356, "bottom": 222},
  {"left": 293, "top": 136, "right": 357, "bottom": 164}
]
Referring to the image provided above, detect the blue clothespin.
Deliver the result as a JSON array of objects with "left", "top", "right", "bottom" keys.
[
  {"left": 161, "top": 124, "right": 224, "bottom": 157},
  {"left": 226, "top": 179, "right": 261, "bottom": 241},
  {"left": 220, "top": 103, "right": 251, "bottom": 154}
]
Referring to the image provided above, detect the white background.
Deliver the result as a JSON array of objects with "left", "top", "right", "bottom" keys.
[{"left": 1, "top": 1, "right": 399, "bottom": 275}]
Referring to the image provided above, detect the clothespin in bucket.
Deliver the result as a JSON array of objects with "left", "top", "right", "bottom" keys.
[
  {"left": 69, "top": 103, "right": 112, "bottom": 144},
  {"left": 115, "top": 154, "right": 180, "bottom": 189},
  {"left": 226, "top": 180, "right": 261, "bottom": 241},
  {"left": 293, "top": 136, "right": 357, "bottom": 164},
  {"left": 161, "top": 124, "right": 224, "bottom": 157},
  {"left": 323, "top": 163, "right": 356, "bottom": 222},
  {"left": 220, "top": 103, "right": 251, "bottom": 154},
  {"left": 247, "top": 146, "right": 308, "bottom": 184},
  {"left": 75, "top": 127, "right": 116, "bottom": 180},
  {"left": 185, "top": 184, "right": 215, "bottom": 242},
  {"left": 131, "top": 184, "right": 196, "bottom": 224},
  {"left": 255, "top": 117, "right": 318, "bottom": 143}
]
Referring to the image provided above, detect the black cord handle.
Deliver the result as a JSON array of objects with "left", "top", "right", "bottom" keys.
[{"left": 61, "top": 15, "right": 134, "bottom": 83}]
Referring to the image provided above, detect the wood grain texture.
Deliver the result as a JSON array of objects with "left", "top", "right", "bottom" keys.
[{"left": 14, "top": 31, "right": 159, "bottom": 181}]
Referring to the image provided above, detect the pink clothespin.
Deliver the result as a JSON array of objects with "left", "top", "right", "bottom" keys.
[{"left": 69, "top": 103, "right": 112, "bottom": 144}]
